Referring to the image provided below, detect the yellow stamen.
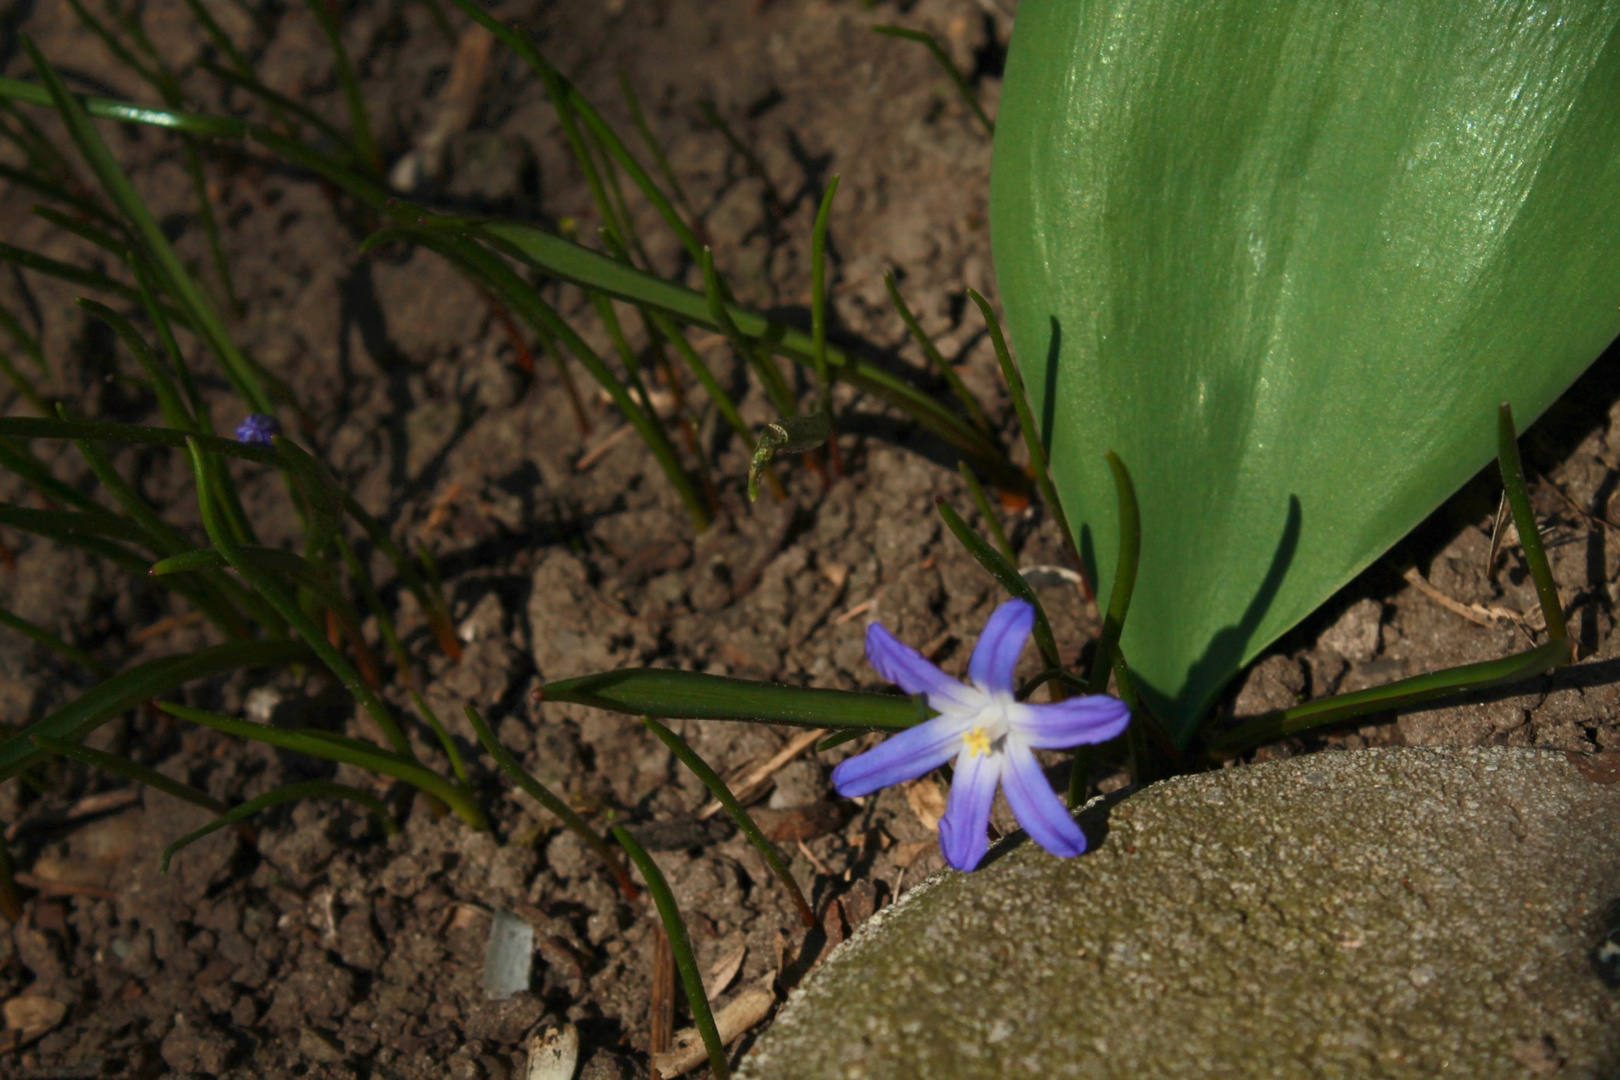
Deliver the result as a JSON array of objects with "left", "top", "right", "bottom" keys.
[{"left": 962, "top": 726, "right": 992, "bottom": 757}]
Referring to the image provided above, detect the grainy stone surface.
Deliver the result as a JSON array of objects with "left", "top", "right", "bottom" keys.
[{"left": 740, "top": 748, "right": 1620, "bottom": 1079}]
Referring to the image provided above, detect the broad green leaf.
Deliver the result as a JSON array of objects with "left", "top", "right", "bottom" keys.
[{"left": 991, "top": 1, "right": 1620, "bottom": 740}]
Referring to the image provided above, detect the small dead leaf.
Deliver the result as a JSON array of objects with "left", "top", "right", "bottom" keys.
[
  {"left": 704, "top": 940, "right": 747, "bottom": 1000},
  {"left": 905, "top": 778, "right": 947, "bottom": 832},
  {"left": 2, "top": 994, "right": 66, "bottom": 1047},
  {"left": 748, "top": 801, "right": 846, "bottom": 842},
  {"left": 893, "top": 839, "right": 936, "bottom": 870}
]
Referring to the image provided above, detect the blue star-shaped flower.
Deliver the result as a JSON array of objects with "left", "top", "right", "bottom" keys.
[{"left": 832, "top": 598, "right": 1130, "bottom": 871}]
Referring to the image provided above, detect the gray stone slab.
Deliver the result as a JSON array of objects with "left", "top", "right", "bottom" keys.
[{"left": 740, "top": 748, "right": 1620, "bottom": 1079}]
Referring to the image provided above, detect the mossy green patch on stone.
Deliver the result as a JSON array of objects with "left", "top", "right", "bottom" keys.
[{"left": 741, "top": 748, "right": 1620, "bottom": 1079}]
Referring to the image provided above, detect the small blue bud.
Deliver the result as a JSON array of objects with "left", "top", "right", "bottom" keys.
[{"left": 235, "top": 414, "right": 282, "bottom": 446}]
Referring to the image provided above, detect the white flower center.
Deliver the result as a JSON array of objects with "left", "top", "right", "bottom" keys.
[{"left": 959, "top": 694, "right": 1015, "bottom": 756}]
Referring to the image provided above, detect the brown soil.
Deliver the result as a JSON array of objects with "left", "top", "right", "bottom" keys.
[{"left": 0, "top": 1, "right": 1616, "bottom": 1077}]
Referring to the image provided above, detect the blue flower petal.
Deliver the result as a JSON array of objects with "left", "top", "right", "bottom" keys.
[
  {"left": 937, "top": 745, "right": 999, "bottom": 870},
  {"left": 1010, "top": 694, "right": 1132, "bottom": 749},
  {"left": 967, "top": 599, "right": 1035, "bottom": 693},
  {"left": 1000, "top": 738, "right": 1088, "bottom": 858},
  {"left": 866, "top": 621, "right": 979, "bottom": 712},
  {"left": 831, "top": 717, "right": 965, "bottom": 798}
]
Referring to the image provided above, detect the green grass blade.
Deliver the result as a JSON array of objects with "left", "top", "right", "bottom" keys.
[
  {"left": 642, "top": 717, "right": 813, "bottom": 928},
  {"left": 0, "top": 414, "right": 277, "bottom": 464},
  {"left": 0, "top": 75, "right": 245, "bottom": 137},
  {"left": 22, "top": 40, "right": 273, "bottom": 412},
  {"left": 199, "top": 58, "right": 345, "bottom": 147},
  {"left": 29, "top": 205, "right": 130, "bottom": 259},
  {"left": 968, "top": 288, "right": 1082, "bottom": 578},
  {"left": 76, "top": 299, "right": 197, "bottom": 430},
  {"left": 935, "top": 495, "right": 1061, "bottom": 672},
  {"left": 1208, "top": 638, "right": 1570, "bottom": 756},
  {"left": 187, "top": 441, "right": 409, "bottom": 753},
  {"left": 873, "top": 25, "right": 994, "bottom": 135},
  {"left": 338, "top": 493, "right": 457, "bottom": 662},
  {"left": 301, "top": 0, "right": 378, "bottom": 174},
  {"left": 449, "top": 0, "right": 704, "bottom": 261},
  {"left": 958, "top": 462, "right": 1014, "bottom": 563},
  {"left": 611, "top": 824, "right": 730, "bottom": 1079},
  {"left": 0, "top": 304, "right": 48, "bottom": 375},
  {"left": 462, "top": 703, "right": 637, "bottom": 898},
  {"left": 0, "top": 605, "right": 108, "bottom": 677},
  {"left": 131, "top": 256, "right": 209, "bottom": 427},
  {"left": 31, "top": 734, "right": 225, "bottom": 813},
  {"left": 374, "top": 227, "right": 710, "bottom": 530},
  {"left": 409, "top": 691, "right": 469, "bottom": 786},
  {"left": 1497, "top": 403, "right": 1570, "bottom": 648},
  {"left": 647, "top": 309, "right": 755, "bottom": 451},
  {"left": 0, "top": 639, "right": 313, "bottom": 780},
  {"left": 0, "top": 239, "right": 144, "bottom": 305},
  {"left": 161, "top": 780, "right": 396, "bottom": 873},
  {"left": 1086, "top": 452, "right": 1141, "bottom": 694},
  {"left": 616, "top": 69, "right": 699, "bottom": 232},
  {"left": 0, "top": 437, "right": 119, "bottom": 518},
  {"left": 477, "top": 220, "right": 1015, "bottom": 483},
  {"left": 336, "top": 531, "right": 413, "bottom": 684},
  {"left": 701, "top": 246, "right": 796, "bottom": 417},
  {"left": 540, "top": 669, "right": 930, "bottom": 731},
  {"left": 159, "top": 700, "right": 486, "bottom": 829},
  {"left": 0, "top": 352, "right": 49, "bottom": 416},
  {"left": 810, "top": 175, "right": 841, "bottom": 421},
  {"left": 885, "top": 271, "right": 994, "bottom": 437},
  {"left": 63, "top": 423, "right": 259, "bottom": 636},
  {"left": 0, "top": 162, "right": 115, "bottom": 227},
  {"left": 0, "top": 504, "right": 156, "bottom": 571}
]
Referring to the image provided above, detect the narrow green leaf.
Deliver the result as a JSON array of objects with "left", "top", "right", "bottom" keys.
[
  {"left": 410, "top": 691, "right": 469, "bottom": 786},
  {"left": 0, "top": 416, "right": 275, "bottom": 464},
  {"left": 186, "top": 440, "right": 413, "bottom": 758},
  {"left": 31, "top": 735, "right": 225, "bottom": 813},
  {"left": 1208, "top": 637, "right": 1571, "bottom": 757},
  {"left": 873, "top": 25, "right": 995, "bottom": 135},
  {"left": 0, "top": 504, "right": 154, "bottom": 571},
  {"left": 0, "top": 639, "right": 313, "bottom": 780},
  {"left": 300, "top": 0, "right": 377, "bottom": 175},
  {"left": 0, "top": 239, "right": 143, "bottom": 304},
  {"left": 1497, "top": 403, "right": 1570, "bottom": 647},
  {"left": 0, "top": 605, "right": 108, "bottom": 677},
  {"left": 611, "top": 824, "right": 730, "bottom": 1080},
  {"left": 700, "top": 246, "right": 796, "bottom": 417},
  {"left": 475, "top": 220, "right": 1016, "bottom": 483},
  {"left": 448, "top": 0, "right": 705, "bottom": 261},
  {"left": 540, "top": 668, "right": 930, "bottom": 731},
  {"left": 810, "top": 175, "right": 841, "bottom": 418},
  {"left": 23, "top": 40, "right": 272, "bottom": 412},
  {"left": 158, "top": 701, "right": 487, "bottom": 830},
  {"left": 958, "top": 462, "right": 1014, "bottom": 564},
  {"left": 885, "top": 272, "right": 995, "bottom": 438},
  {"left": 642, "top": 717, "right": 814, "bottom": 927},
  {"left": 373, "top": 228, "right": 709, "bottom": 530},
  {"left": 162, "top": 780, "right": 396, "bottom": 873},
  {"left": 76, "top": 300, "right": 196, "bottom": 431},
  {"left": 968, "top": 288, "right": 1081, "bottom": 574},
  {"left": 462, "top": 703, "right": 636, "bottom": 898},
  {"left": 935, "top": 495, "right": 1062, "bottom": 672}
]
